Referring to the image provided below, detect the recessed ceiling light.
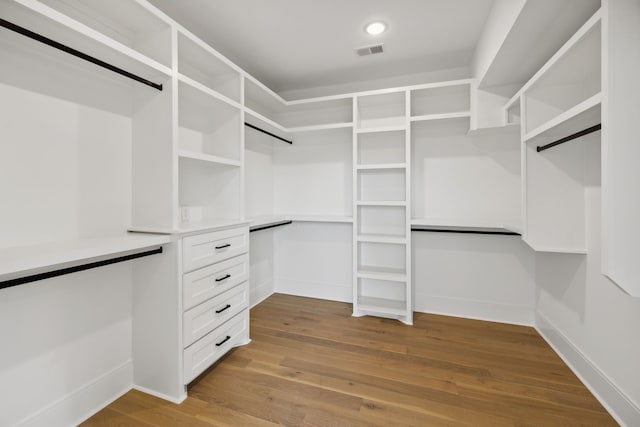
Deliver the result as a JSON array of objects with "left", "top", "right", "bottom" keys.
[{"left": 365, "top": 21, "right": 386, "bottom": 36}]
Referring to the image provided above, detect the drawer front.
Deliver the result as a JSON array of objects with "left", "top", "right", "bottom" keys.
[
  {"left": 183, "top": 254, "right": 248, "bottom": 310},
  {"left": 183, "top": 281, "right": 249, "bottom": 348},
  {"left": 183, "top": 227, "right": 249, "bottom": 273},
  {"left": 183, "top": 310, "right": 249, "bottom": 384}
]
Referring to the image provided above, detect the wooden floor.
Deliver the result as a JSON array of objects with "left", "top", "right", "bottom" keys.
[{"left": 83, "top": 294, "right": 617, "bottom": 426}]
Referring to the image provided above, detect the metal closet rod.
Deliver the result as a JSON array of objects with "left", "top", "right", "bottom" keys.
[
  {"left": 537, "top": 124, "right": 601, "bottom": 152},
  {"left": 0, "top": 18, "right": 163, "bottom": 91},
  {"left": 0, "top": 247, "right": 163, "bottom": 290},
  {"left": 411, "top": 228, "right": 520, "bottom": 236},
  {"left": 249, "top": 220, "right": 292, "bottom": 233},
  {"left": 245, "top": 122, "right": 293, "bottom": 145}
]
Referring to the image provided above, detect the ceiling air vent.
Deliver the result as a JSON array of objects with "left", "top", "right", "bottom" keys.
[{"left": 355, "top": 44, "right": 384, "bottom": 56}]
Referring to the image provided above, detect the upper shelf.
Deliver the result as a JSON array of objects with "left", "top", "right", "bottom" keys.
[
  {"left": 178, "top": 30, "right": 241, "bottom": 103},
  {"left": 2, "top": 0, "right": 172, "bottom": 84},
  {"left": 0, "top": 233, "right": 171, "bottom": 285},
  {"left": 512, "top": 9, "right": 602, "bottom": 139}
]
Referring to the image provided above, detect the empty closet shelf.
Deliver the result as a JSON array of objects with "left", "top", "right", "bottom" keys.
[
  {"left": 357, "top": 266, "right": 407, "bottom": 282},
  {"left": 357, "top": 297, "right": 408, "bottom": 316},
  {"left": 0, "top": 234, "right": 170, "bottom": 288}
]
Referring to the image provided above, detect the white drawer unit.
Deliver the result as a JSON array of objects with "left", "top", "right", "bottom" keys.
[
  {"left": 183, "top": 310, "right": 249, "bottom": 384},
  {"left": 182, "top": 253, "right": 249, "bottom": 310},
  {"left": 182, "top": 227, "right": 249, "bottom": 273},
  {"left": 183, "top": 281, "right": 249, "bottom": 347}
]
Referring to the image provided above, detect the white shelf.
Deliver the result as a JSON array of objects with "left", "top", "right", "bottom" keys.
[
  {"left": 0, "top": 234, "right": 171, "bottom": 283},
  {"left": 357, "top": 163, "right": 407, "bottom": 170},
  {"left": 357, "top": 201, "right": 407, "bottom": 207},
  {"left": 356, "top": 124, "right": 406, "bottom": 134},
  {"left": 467, "top": 123, "right": 520, "bottom": 137},
  {"left": 178, "top": 150, "right": 241, "bottom": 167},
  {"left": 357, "top": 297, "right": 408, "bottom": 316},
  {"left": 177, "top": 74, "right": 241, "bottom": 110},
  {"left": 286, "top": 214, "right": 353, "bottom": 224},
  {"left": 244, "top": 107, "right": 289, "bottom": 137},
  {"left": 522, "top": 238, "right": 588, "bottom": 255},
  {"left": 287, "top": 123, "right": 353, "bottom": 133},
  {"left": 410, "top": 218, "right": 521, "bottom": 234},
  {"left": 129, "top": 219, "right": 250, "bottom": 235},
  {"left": 356, "top": 234, "right": 407, "bottom": 244},
  {"left": 524, "top": 93, "right": 601, "bottom": 144},
  {"left": 410, "top": 111, "right": 471, "bottom": 123},
  {"left": 4, "top": 0, "right": 172, "bottom": 84},
  {"left": 248, "top": 215, "right": 353, "bottom": 227},
  {"left": 357, "top": 266, "right": 407, "bottom": 282}
]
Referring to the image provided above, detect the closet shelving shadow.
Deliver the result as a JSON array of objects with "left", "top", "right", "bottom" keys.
[{"left": 511, "top": 9, "right": 602, "bottom": 254}]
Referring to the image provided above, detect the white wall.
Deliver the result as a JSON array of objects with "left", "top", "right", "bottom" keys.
[
  {"left": 413, "top": 232, "right": 536, "bottom": 325},
  {"left": 0, "top": 84, "right": 134, "bottom": 426},
  {"left": 274, "top": 222, "right": 352, "bottom": 302},
  {"left": 534, "top": 137, "right": 640, "bottom": 426}
]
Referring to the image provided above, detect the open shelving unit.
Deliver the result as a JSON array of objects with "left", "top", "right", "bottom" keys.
[
  {"left": 517, "top": 10, "right": 602, "bottom": 253},
  {"left": 353, "top": 91, "right": 412, "bottom": 325}
]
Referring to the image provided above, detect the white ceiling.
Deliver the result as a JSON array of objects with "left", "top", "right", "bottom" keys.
[{"left": 148, "top": 0, "right": 494, "bottom": 94}]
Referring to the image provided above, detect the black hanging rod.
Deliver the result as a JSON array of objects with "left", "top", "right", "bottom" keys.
[
  {"left": 250, "top": 220, "right": 292, "bottom": 233},
  {"left": 0, "top": 18, "right": 163, "bottom": 91},
  {"left": 537, "top": 124, "right": 601, "bottom": 153},
  {"left": 245, "top": 122, "right": 293, "bottom": 145},
  {"left": 411, "top": 227, "right": 520, "bottom": 236},
  {"left": 0, "top": 247, "right": 163, "bottom": 290}
]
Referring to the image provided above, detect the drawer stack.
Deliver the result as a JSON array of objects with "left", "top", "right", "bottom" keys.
[{"left": 181, "top": 226, "right": 250, "bottom": 384}]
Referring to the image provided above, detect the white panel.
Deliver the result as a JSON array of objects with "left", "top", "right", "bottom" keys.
[
  {"left": 249, "top": 230, "right": 275, "bottom": 307},
  {"left": 0, "top": 265, "right": 133, "bottom": 427},
  {"left": 274, "top": 128, "right": 352, "bottom": 216},
  {"left": 412, "top": 232, "right": 536, "bottom": 325},
  {"left": 602, "top": 0, "right": 640, "bottom": 296},
  {"left": 274, "top": 222, "right": 352, "bottom": 302}
]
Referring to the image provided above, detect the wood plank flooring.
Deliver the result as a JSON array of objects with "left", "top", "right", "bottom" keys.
[{"left": 82, "top": 294, "right": 617, "bottom": 426}]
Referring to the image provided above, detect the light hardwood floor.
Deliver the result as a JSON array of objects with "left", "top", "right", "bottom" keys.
[{"left": 82, "top": 294, "right": 617, "bottom": 426}]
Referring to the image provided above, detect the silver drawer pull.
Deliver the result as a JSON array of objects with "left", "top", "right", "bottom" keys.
[
  {"left": 215, "top": 243, "right": 231, "bottom": 250},
  {"left": 215, "top": 304, "right": 231, "bottom": 314},
  {"left": 215, "top": 274, "right": 231, "bottom": 282},
  {"left": 215, "top": 335, "right": 231, "bottom": 347}
]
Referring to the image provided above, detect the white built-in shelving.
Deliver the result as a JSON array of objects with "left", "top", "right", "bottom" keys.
[
  {"left": 353, "top": 91, "right": 412, "bottom": 324},
  {"left": 514, "top": 9, "right": 602, "bottom": 254}
]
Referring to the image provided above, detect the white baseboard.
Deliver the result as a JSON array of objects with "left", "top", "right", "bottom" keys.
[
  {"left": 535, "top": 311, "right": 640, "bottom": 427},
  {"left": 275, "top": 278, "right": 351, "bottom": 303},
  {"left": 250, "top": 279, "right": 275, "bottom": 308},
  {"left": 414, "top": 294, "right": 534, "bottom": 326},
  {"left": 131, "top": 385, "right": 186, "bottom": 405},
  {"left": 17, "top": 360, "right": 133, "bottom": 427}
]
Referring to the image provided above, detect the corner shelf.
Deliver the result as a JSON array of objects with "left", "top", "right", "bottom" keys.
[
  {"left": 356, "top": 234, "right": 407, "bottom": 244},
  {"left": 356, "top": 124, "right": 406, "bottom": 134}
]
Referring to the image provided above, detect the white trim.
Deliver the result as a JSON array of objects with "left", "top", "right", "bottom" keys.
[
  {"left": 414, "top": 295, "right": 534, "bottom": 327},
  {"left": 131, "top": 385, "right": 187, "bottom": 405},
  {"left": 249, "top": 280, "right": 275, "bottom": 308},
  {"left": 16, "top": 360, "right": 133, "bottom": 427},
  {"left": 535, "top": 312, "right": 640, "bottom": 427},
  {"left": 276, "top": 278, "right": 351, "bottom": 303}
]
